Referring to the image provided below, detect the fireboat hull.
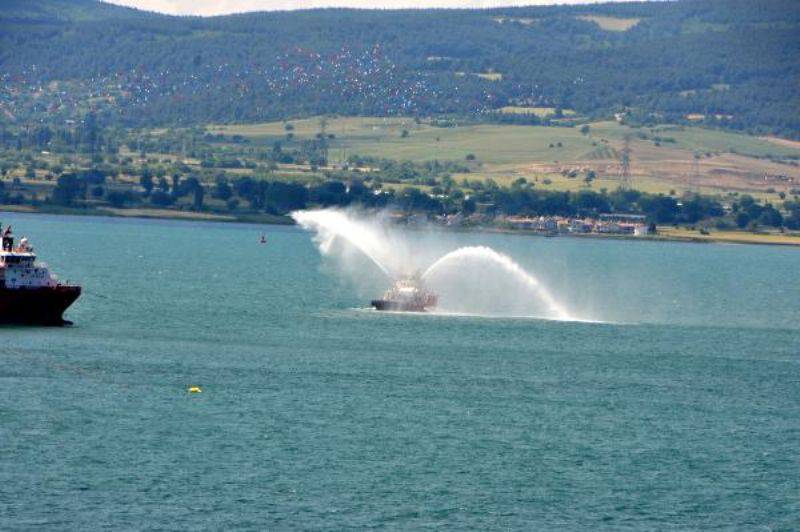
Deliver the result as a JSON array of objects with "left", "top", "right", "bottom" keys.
[
  {"left": 371, "top": 299, "right": 433, "bottom": 312},
  {"left": 0, "top": 285, "right": 82, "bottom": 325}
]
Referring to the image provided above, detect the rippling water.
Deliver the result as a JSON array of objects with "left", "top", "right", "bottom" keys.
[{"left": 2, "top": 212, "right": 799, "bottom": 529}]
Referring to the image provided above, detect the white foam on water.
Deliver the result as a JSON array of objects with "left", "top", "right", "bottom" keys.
[{"left": 352, "top": 306, "right": 606, "bottom": 323}]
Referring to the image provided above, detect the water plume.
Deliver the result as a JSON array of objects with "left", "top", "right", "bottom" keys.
[
  {"left": 292, "top": 208, "right": 574, "bottom": 321},
  {"left": 291, "top": 209, "right": 397, "bottom": 278},
  {"left": 422, "top": 246, "right": 571, "bottom": 320}
]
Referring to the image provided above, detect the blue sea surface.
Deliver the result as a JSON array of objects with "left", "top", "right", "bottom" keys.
[{"left": 1, "top": 212, "right": 799, "bottom": 529}]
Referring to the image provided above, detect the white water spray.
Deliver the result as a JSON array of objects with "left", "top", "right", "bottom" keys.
[
  {"left": 293, "top": 208, "right": 575, "bottom": 321},
  {"left": 422, "top": 246, "right": 571, "bottom": 320},
  {"left": 292, "top": 209, "right": 397, "bottom": 277}
]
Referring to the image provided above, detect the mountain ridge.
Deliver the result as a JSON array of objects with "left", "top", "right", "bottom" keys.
[{"left": 1, "top": 0, "right": 798, "bottom": 137}]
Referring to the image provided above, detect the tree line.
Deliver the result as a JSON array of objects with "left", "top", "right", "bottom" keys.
[{"left": 4, "top": 169, "right": 796, "bottom": 231}]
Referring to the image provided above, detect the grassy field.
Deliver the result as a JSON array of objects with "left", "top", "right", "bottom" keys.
[
  {"left": 455, "top": 71, "right": 503, "bottom": 81},
  {"left": 98, "top": 208, "right": 235, "bottom": 221},
  {"left": 209, "top": 117, "right": 800, "bottom": 199},
  {"left": 657, "top": 227, "right": 800, "bottom": 246},
  {"left": 498, "top": 106, "right": 577, "bottom": 117},
  {"left": 577, "top": 15, "right": 641, "bottom": 31}
]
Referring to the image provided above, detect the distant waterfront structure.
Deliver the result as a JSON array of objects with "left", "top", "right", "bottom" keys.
[
  {"left": 498, "top": 214, "right": 650, "bottom": 237},
  {"left": 599, "top": 213, "right": 646, "bottom": 224},
  {"left": 598, "top": 213, "right": 649, "bottom": 235}
]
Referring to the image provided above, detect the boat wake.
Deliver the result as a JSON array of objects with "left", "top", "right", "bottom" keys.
[{"left": 350, "top": 306, "right": 611, "bottom": 325}]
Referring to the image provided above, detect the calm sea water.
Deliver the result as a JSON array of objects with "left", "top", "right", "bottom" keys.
[{"left": 2, "top": 211, "right": 799, "bottom": 530}]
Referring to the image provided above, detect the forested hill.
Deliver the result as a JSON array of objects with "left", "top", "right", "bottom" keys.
[{"left": 1, "top": 0, "right": 799, "bottom": 137}]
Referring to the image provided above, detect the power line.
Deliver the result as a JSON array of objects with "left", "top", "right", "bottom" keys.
[{"left": 620, "top": 134, "right": 631, "bottom": 189}]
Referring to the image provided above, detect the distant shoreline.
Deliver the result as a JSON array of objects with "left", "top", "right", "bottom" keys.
[
  {"left": 2, "top": 204, "right": 799, "bottom": 248},
  {"left": 0, "top": 204, "right": 293, "bottom": 226},
  {"left": 486, "top": 227, "right": 800, "bottom": 247}
]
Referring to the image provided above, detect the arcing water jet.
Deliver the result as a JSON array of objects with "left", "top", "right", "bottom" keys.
[
  {"left": 293, "top": 208, "right": 574, "bottom": 321},
  {"left": 291, "top": 209, "right": 397, "bottom": 277},
  {"left": 422, "top": 246, "right": 571, "bottom": 320}
]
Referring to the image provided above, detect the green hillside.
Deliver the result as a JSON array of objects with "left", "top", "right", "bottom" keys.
[{"left": 0, "top": 0, "right": 798, "bottom": 137}]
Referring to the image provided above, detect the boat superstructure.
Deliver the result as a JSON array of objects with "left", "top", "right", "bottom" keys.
[
  {"left": 0, "top": 226, "right": 81, "bottom": 325},
  {"left": 371, "top": 275, "right": 438, "bottom": 312}
]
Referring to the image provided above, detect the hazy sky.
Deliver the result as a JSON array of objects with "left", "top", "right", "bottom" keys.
[{"left": 105, "top": 0, "right": 628, "bottom": 16}]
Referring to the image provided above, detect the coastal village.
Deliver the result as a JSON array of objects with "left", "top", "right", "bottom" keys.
[{"left": 405, "top": 211, "right": 653, "bottom": 236}]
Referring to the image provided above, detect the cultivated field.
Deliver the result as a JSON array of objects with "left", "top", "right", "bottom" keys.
[
  {"left": 498, "top": 106, "right": 577, "bottom": 117},
  {"left": 657, "top": 227, "right": 800, "bottom": 246},
  {"left": 577, "top": 15, "right": 641, "bottom": 31},
  {"left": 209, "top": 118, "right": 800, "bottom": 199}
]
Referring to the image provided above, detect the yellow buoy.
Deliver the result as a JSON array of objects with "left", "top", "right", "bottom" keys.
[{"left": 188, "top": 386, "right": 202, "bottom": 393}]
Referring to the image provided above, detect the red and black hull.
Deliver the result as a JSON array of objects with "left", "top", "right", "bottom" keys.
[{"left": 0, "top": 285, "right": 81, "bottom": 325}]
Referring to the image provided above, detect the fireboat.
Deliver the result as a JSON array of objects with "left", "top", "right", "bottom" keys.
[
  {"left": 0, "top": 225, "right": 81, "bottom": 325},
  {"left": 371, "top": 274, "right": 438, "bottom": 312}
]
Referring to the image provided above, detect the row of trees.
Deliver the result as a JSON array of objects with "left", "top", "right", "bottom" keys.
[
  {"left": 49, "top": 170, "right": 205, "bottom": 210},
  {"left": 34, "top": 170, "right": 799, "bottom": 230}
]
